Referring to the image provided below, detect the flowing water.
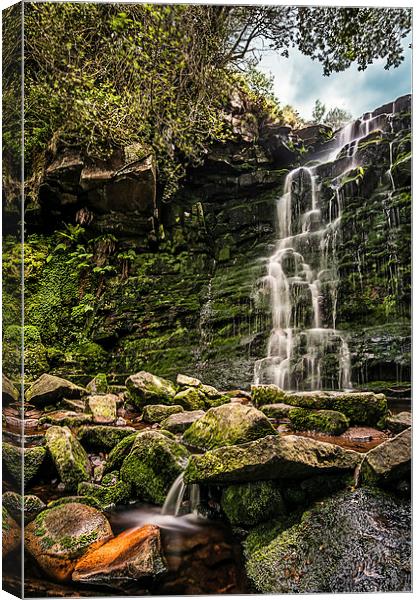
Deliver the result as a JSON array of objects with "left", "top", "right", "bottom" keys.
[{"left": 254, "top": 110, "right": 393, "bottom": 391}]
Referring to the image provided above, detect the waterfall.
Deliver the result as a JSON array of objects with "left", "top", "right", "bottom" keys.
[
  {"left": 162, "top": 473, "right": 200, "bottom": 517},
  {"left": 254, "top": 108, "right": 395, "bottom": 391}
]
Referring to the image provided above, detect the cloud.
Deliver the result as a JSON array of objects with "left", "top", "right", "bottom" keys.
[{"left": 258, "top": 39, "right": 411, "bottom": 120}]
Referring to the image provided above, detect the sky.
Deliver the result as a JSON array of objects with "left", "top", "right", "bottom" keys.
[{"left": 258, "top": 38, "right": 412, "bottom": 122}]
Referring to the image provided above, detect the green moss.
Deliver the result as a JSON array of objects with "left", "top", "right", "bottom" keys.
[
  {"left": 3, "top": 442, "right": 46, "bottom": 489},
  {"left": 77, "top": 425, "right": 135, "bottom": 452},
  {"left": 252, "top": 385, "right": 285, "bottom": 407},
  {"left": 45, "top": 426, "right": 91, "bottom": 491},
  {"left": 289, "top": 408, "right": 350, "bottom": 435},
  {"left": 78, "top": 473, "right": 132, "bottom": 509},
  {"left": 221, "top": 481, "right": 285, "bottom": 526},
  {"left": 104, "top": 433, "right": 138, "bottom": 474}
]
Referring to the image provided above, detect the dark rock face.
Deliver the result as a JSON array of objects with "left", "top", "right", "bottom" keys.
[{"left": 244, "top": 487, "right": 411, "bottom": 593}]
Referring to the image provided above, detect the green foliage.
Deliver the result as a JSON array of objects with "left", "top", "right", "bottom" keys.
[{"left": 311, "top": 99, "right": 352, "bottom": 129}]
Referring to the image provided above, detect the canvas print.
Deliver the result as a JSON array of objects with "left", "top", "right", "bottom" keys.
[{"left": 2, "top": 1, "right": 412, "bottom": 597}]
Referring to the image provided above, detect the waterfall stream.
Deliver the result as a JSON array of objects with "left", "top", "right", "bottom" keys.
[
  {"left": 162, "top": 473, "right": 201, "bottom": 517},
  {"left": 254, "top": 109, "right": 394, "bottom": 391}
]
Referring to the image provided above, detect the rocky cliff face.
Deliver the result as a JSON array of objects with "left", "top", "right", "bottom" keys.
[{"left": 3, "top": 96, "right": 410, "bottom": 391}]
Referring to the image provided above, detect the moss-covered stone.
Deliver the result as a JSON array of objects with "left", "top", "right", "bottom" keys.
[
  {"left": 87, "top": 394, "right": 118, "bottom": 424},
  {"left": 221, "top": 481, "right": 285, "bottom": 527},
  {"left": 173, "top": 387, "right": 206, "bottom": 410},
  {"left": 260, "top": 403, "right": 294, "bottom": 419},
  {"left": 251, "top": 384, "right": 286, "bottom": 407},
  {"left": 2, "top": 373, "right": 19, "bottom": 404},
  {"left": 385, "top": 411, "right": 411, "bottom": 433},
  {"left": 289, "top": 408, "right": 350, "bottom": 435},
  {"left": 120, "top": 430, "right": 189, "bottom": 505},
  {"left": 25, "top": 373, "right": 85, "bottom": 406},
  {"left": 142, "top": 404, "right": 184, "bottom": 424},
  {"left": 125, "top": 371, "right": 176, "bottom": 408},
  {"left": 2, "top": 507, "right": 21, "bottom": 557},
  {"left": 45, "top": 426, "right": 91, "bottom": 491},
  {"left": 78, "top": 472, "right": 132, "bottom": 509},
  {"left": 103, "top": 433, "right": 138, "bottom": 474},
  {"left": 77, "top": 425, "right": 136, "bottom": 452},
  {"left": 182, "top": 403, "right": 277, "bottom": 450},
  {"left": 86, "top": 373, "right": 108, "bottom": 394},
  {"left": 39, "top": 410, "right": 92, "bottom": 427},
  {"left": 3, "top": 492, "right": 46, "bottom": 525},
  {"left": 47, "top": 496, "right": 102, "bottom": 510},
  {"left": 160, "top": 410, "right": 205, "bottom": 433},
  {"left": 3, "top": 442, "right": 46, "bottom": 489},
  {"left": 359, "top": 427, "right": 411, "bottom": 487}
]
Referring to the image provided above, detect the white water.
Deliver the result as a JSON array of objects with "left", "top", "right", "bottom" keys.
[
  {"left": 162, "top": 473, "right": 201, "bottom": 517},
  {"left": 254, "top": 109, "right": 395, "bottom": 391}
]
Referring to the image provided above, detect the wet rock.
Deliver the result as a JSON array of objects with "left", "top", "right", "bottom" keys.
[
  {"left": 3, "top": 374, "right": 19, "bottom": 404},
  {"left": 72, "top": 524, "right": 166, "bottom": 588},
  {"left": 120, "top": 430, "right": 189, "bottom": 505},
  {"left": 176, "top": 374, "right": 201, "bottom": 388},
  {"left": 77, "top": 425, "right": 136, "bottom": 452},
  {"left": 284, "top": 391, "right": 387, "bottom": 426},
  {"left": 260, "top": 403, "right": 296, "bottom": 419},
  {"left": 251, "top": 384, "right": 285, "bottom": 407},
  {"left": 160, "top": 410, "right": 205, "bottom": 434},
  {"left": 87, "top": 394, "right": 118, "bottom": 424},
  {"left": 173, "top": 387, "right": 206, "bottom": 410},
  {"left": 221, "top": 481, "right": 285, "bottom": 527},
  {"left": 103, "top": 433, "right": 138, "bottom": 474},
  {"left": 386, "top": 411, "right": 411, "bottom": 434},
  {"left": 3, "top": 492, "right": 45, "bottom": 524},
  {"left": 244, "top": 487, "right": 411, "bottom": 593},
  {"left": 86, "top": 373, "right": 108, "bottom": 395},
  {"left": 142, "top": 404, "right": 184, "bottom": 424},
  {"left": 45, "top": 426, "right": 91, "bottom": 491},
  {"left": 78, "top": 472, "right": 131, "bottom": 509},
  {"left": 25, "top": 374, "right": 85, "bottom": 406},
  {"left": 25, "top": 503, "right": 113, "bottom": 582},
  {"left": 185, "top": 435, "right": 360, "bottom": 485},
  {"left": 282, "top": 474, "right": 348, "bottom": 508},
  {"left": 39, "top": 410, "right": 93, "bottom": 427},
  {"left": 360, "top": 428, "right": 411, "bottom": 487},
  {"left": 2, "top": 508, "right": 21, "bottom": 557},
  {"left": 289, "top": 408, "right": 350, "bottom": 435},
  {"left": 125, "top": 371, "right": 176, "bottom": 408},
  {"left": 47, "top": 496, "right": 102, "bottom": 511},
  {"left": 182, "top": 403, "right": 277, "bottom": 451},
  {"left": 3, "top": 442, "right": 46, "bottom": 488}
]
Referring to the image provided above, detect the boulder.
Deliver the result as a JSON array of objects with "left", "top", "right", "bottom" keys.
[
  {"left": 160, "top": 410, "right": 205, "bottom": 434},
  {"left": 3, "top": 492, "right": 45, "bottom": 524},
  {"left": 2, "top": 508, "right": 21, "bottom": 557},
  {"left": 86, "top": 373, "right": 108, "bottom": 395},
  {"left": 103, "top": 433, "right": 138, "bottom": 474},
  {"left": 182, "top": 404, "right": 277, "bottom": 451},
  {"left": 25, "top": 374, "right": 85, "bottom": 406},
  {"left": 173, "top": 387, "right": 206, "bottom": 411},
  {"left": 185, "top": 435, "right": 360, "bottom": 485},
  {"left": 45, "top": 426, "right": 91, "bottom": 491},
  {"left": 39, "top": 410, "right": 92, "bottom": 427},
  {"left": 125, "top": 371, "right": 176, "bottom": 408},
  {"left": 3, "top": 442, "right": 46, "bottom": 488},
  {"left": 244, "top": 488, "right": 411, "bottom": 593},
  {"left": 47, "top": 496, "right": 102, "bottom": 511},
  {"left": 78, "top": 472, "right": 131, "bottom": 509},
  {"left": 260, "top": 403, "right": 296, "bottom": 419},
  {"left": 221, "top": 481, "right": 285, "bottom": 527},
  {"left": 24, "top": 503, "right": 113, "bottom": 582},
  {"left": 359, "top": 428, "right": 411, "bottom": 486},
  {"left": 176, "top": 374, "right": 201, "bottom": 388},
  {"left": 386, "top": 411, "right": 411, "bottom": 434},
  {"left": 3, "top": 374, "right": 19, "bottom": 404},
  {"left": 120, "top": 430, "right": 189, "bottom": 505},
  {"left": 77, "top": 425, "right": 136, "bottom": 452},
  {"left": 142, "top": 404, "right": 184, "bottom": 424},
  {"left": 289, "top": 408, "right": 350, "bottom": 435},
  {"left": 251, "top": 384, "right": 285, "bottom": 407},
  {"left": 87, "top": 394, "right": 118, "bottom": 424},
  {"left": 72, "top": 525, "right": 166, "bottom": 588}
]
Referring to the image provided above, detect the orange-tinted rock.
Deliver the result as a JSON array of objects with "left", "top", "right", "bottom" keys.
[
  {"left": 72, "top": 524, "right": 166, "bottom": 587},
  {"left": 2, "top": 508, "right": 21, "bottom": 557}
]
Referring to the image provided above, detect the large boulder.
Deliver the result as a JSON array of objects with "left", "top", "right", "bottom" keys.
[
  {"left": 3, "top": 442, "right": 46, "bottom": 489},
  {"left": 78, "top": 472, "right": 132, "bottom": 509},
  {"left": 3, "top": 492, "right": 45, "bottom": 525},
  {"left": 289, "top": 408, "right": 350, "bottom": 435},
  {"left": 160, "top": 410, "right": 205, "bottom": 433},
  {"left": 103, "top": 433, "right": 138, "bottom": 474},
  {"left": 2, "top": 508, "right": 21, "bottom": 557},
  {"left": 125, "top": 371, "right": 176, "bottom": 408},
  {"left": 87, "top": 394, "right": 118, "bottom": 424},
  {"left": 72, "top": 524, "right": 166, "bottom": 589},
  {"left": 359, "top": 428, "right": 411, "bottom": 486},
  {"left": 77, "top": 425, "right": 135, "bottom": 452},
  {"left": 260, "top": 403, "right": 294, "bottom": 419},
  {"left": 182, "top": 404, "right": 277, "bottom": 450},
  {"left": 39, "top": 410, "right": 92, "bottom": 427},
  {"left": 2, "top": 374, "right": 19, "bottom": 404},
  {"left": 45, "top": 426, "right": 91, "bottom": 491},
  {"left": 24, "top": 503, "right": 113, "bottom": 582},
  {"left": 221, "top": 481, "right": 285, "bottom": 527},
  {"left": 184, "top": 435, "right": 360, "bottom": 485},
  {"left": 244, "top": 488, "right": 411, "bottom": 593},
  {"left": 120, "top": 430, "right": 189, "bottom": 505},
  {"left": 25, "top": 374, "right": 85, "bottom": 406},
  {"left": 386, "top": 411, "right": 411, "bottom": 434},
  {"left": 142, "top": 404, "right": 184, "bottom": 424},
  {"left": 251, "top": 384, "right": 286, "bottom": 407},
  {"left": 173, "top": 387, "right": 206, "bottom": 410}
]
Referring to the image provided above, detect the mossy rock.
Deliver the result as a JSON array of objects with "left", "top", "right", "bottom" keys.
[
  {"left": 251, "top": 384, "right": 285, "bottom": 407},
  {"left": 385, "top": 411, "right": 411, "bottom": 434},
  {"left": 182, "top": 403, "right": 277, "bottom": 451},
  {"left": 87, "top": 394, "right": 118, "bottom": 424},
  {"left": 3, "top": 491, "right": 46, "bottom": 524},
  {"left": 39, "top": 410, "right": 92, "bottom": 427},
  {"left": 260, "top": 403, "right": 295, "bottom": 419},
  {"left": 86, "top": 373, "right": 108, "bottom": 395},
  {"left": 77, "top": 425, "right": 136, "bottom": 452},
  {"left": 47, "top": 496, "right": 102, "bottom": 511},
  {"left": 2, "top": 373, "right": 19, "bottom": 404},
  {"left": 25, "top": 374, "right": 85, "bottom": 406},
  {"left": 78, "top": 472, "right": 132, "bottom": 509},
  {"left": 103, "top": 433, "right": 138, "bottom": 474},
  {"left": 160, "top": 410, "right": 205, "bottom": 433},
  {"left": 120, "top": 430, "right": 189, "bottom": 505},
  {"left": 221, "top": 481, "right": 285, "bottom": 527},
  {"left": 125, "top": 371, "right": 176, "bottom": 408},
  {"left": 289, "top": 408, "right": 350, "bottom": 435},
  {"left": 45, "top": 426, "right": 91, "bottom": 491},
  {"left": 142, "top": 404, "right": 184, "bottom": 424},
  {"left": 3, "top": 442, "right": 46, "bottom": 489},
  {"left": 2, "top": 507, "right": 21, "bottom": 557},
  {"left": 173, "top": 387, "right": 206, "bottom": 410},
  {"left": 359, "top": 428, "right": 411, "bottom": 487},
  {"left": 24, "top": 503, "right": 113, "bottom": 582}
]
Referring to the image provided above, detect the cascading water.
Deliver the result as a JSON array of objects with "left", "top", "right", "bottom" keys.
[
  {"left": 162, "top": 473, "right": 201, "bottom": 517},
  {"left": 254, "top": 109, "right": 394, "bottom": 391}
]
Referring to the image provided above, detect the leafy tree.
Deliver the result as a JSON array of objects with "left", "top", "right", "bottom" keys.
[
  {"left": 323, "top": 107, "right": 353, "bottom": 130},
  {"left": 312, "top": 100, "right": 326, "bottom": 124}
]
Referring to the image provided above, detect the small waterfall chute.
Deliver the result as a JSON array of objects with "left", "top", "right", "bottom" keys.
[{"left": 162, "top": 473, "right": 201, "bottom": 518}]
